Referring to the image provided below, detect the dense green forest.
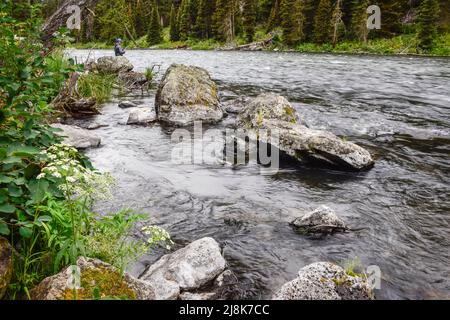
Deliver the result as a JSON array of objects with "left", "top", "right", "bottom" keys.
[{"left": 33, "top": 0, "right": 450, "bottom": 54}]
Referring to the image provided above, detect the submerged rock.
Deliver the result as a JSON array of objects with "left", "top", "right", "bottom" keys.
[
  {"left": 273, "top": 262, "right": 373, "bottom": 300},
  {"left": 140, "top": 237, "right": 226, "bottom": 300},
  {"left": 291, "top": 206, "right": 348, "bottom": 234},
  {"left": 117, "top": 71, "right": 149, "bottom": 89},
  {"left": 237, "top": 93, "right": 374, "bottom": 171},
  {"left": 119, "top": 101, "right": 138, "bottom": 109},
  {"left": 92, "top": 56, "right": 134, "bottom": 74},
  {"left": 127, "top": 107, "right": 157, "bottom": 125},
  {"left": 31, "top": 257, "right": 155, "bottom": 300},
  {"left": 0, "top": 237, "right": 13, "bottom": 299},
  {"left": 155, "top": 64, "right": 223, "bottom": 126},
  {"left": 222, "top": 97, "right": 250, "bottom": 114},
  {"left": 51, "top": 124, "right": 101, "bottom": 149}
]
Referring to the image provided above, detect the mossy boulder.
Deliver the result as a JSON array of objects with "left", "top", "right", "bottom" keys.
[
  {"left": 92, "top": 56, "right": 134, "bottom": 74},
  {"left": 236, "top": 93, "right": 374, "bottom": 171},
  {"left": 237, "top": 93, "right": 298, "bottom": 128},
  {"left": 30, "top": 257, "right": 155, "bottom": 300},
  {"left": 273, "top": 262, "right": 373, "bottom": 300},
  {"left": 0, "top": 237, "right": 13, "bottom": 299},
  {"left": 155, "top": 64, "right": 223, "bottom": 126}
]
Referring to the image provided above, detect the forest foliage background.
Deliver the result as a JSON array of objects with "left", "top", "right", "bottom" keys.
[{"left": 29, "top": 0, "right": 450, "bottom": 54}]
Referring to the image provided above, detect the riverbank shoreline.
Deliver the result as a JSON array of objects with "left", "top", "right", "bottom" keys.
[
  {"left": 68, "top": 46, "right": 450, "bottom": 59},
  {"left": 68, "top": 33, "right": 450, "bottom": 58}
]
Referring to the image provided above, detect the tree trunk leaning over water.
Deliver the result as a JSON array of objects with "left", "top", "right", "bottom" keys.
[{"left": 41, "top": 0, "right": 100, "bottom": 48}]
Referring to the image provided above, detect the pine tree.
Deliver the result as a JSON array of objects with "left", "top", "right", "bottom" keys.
[
  {"left": 169, "top": 3, "right": 180, "bottom": 41},
  {"left": 350, "top": 0, "right": 369, "bottom": 42},
  {"left": 301, "top": 0, "right": 319, "bottom": 41},
  {"left": 243, "top": 0, "right": 257, "bottom": 42},
  {"left": 195, "top": 0, "right": 214, "bottom": 39},
  {"left": 95, "top": 0, "right": 132, "bottom": 42},
  {"left": 213, "top": 0, "right": 235, "bottom": 42},
  {"left": 280, "top": 0, "right": 304, "bottom": 46},
  {"left": 375, "top": 0, "right": 402, "bottom": 37},
  {"left": 417, "top": 0, "right": 440, "bottom": 50},
  {"left": 178, "top": 0, "right": 191, "bottom": 41},
  {"left": 331, "top": 0, "right": 345, "bottom": 47},
  {"left": 133, "top": 0, "right": 152, "bottom": 38},
  {"left": 266, "top": 0, "right": 280, "bottom": 32},
  {"left": 313, "top": 0, "right": 332, "bottom": 44},
  {"left": 147, "top": 2, "right": 162, "bottom": 45}
]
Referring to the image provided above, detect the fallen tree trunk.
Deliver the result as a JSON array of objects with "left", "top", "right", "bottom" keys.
[{"left": 41, "top": 0, "right": 100, "bottom": 48}]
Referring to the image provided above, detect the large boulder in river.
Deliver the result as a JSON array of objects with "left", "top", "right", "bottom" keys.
[
  {"left": 0, "top": 237, "right": 13, "bottom": 299},
  {"left": 140, "top": 237, "right": 227, "bottom": 300},
  {"left": 31, "top": 257, "right": 155, "bottom": 300},
  {"left": 237, "top": 94, "right": 374, "bottom": 171},
  {"left": 291, "top": 205, "right": 348, "bottom": 235},
  {"left": 273, "top": 262, "right": 373, "bottom": 300},
  {"left": 155, "top": 64, "right": 223, "bottom": 126},
  {"left": 93, "top": 56, "right": 134, "bottom": 74},
  {"left": 262, "top": 119, "right": 374, "bottom": 171},
  {"left": 237, "top": 93, "right": 298, "bottom": 128},
  {"left": 51, "top": 124, "right": 101, "bottom": 149}
]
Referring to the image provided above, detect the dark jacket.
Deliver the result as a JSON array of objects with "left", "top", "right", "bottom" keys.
[{"left": 115, "top": 44, "right": 125, "bottom": 56}]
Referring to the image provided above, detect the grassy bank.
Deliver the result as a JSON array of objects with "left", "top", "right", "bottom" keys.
[{"left": 69, "top": 29, "right": 450, "bottom": 57}]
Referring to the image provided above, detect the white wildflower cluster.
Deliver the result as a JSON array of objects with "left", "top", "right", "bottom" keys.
[
  {"left": 142, "top": 225, "right": 174, "bottom": 250},
  {"left": 38, "top": 144, "right": 115, "bottom": 201}
]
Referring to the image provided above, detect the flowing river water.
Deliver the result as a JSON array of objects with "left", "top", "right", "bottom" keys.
[{"left": 68, "top": 49, "right": 450, "bottom": 300}]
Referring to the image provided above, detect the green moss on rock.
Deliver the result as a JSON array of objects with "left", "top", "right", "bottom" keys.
[{"left": 63, "top": 266, "right": 136, "bottom": 300}]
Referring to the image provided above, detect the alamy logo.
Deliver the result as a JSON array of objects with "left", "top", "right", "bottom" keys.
[
  {"left": 66, "top": 5, "right": 81, "bottom": 30},
  {"left": 367, "top": 5, "right": 381, "bottom": 30}
]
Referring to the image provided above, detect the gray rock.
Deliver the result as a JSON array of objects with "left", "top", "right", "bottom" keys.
[
  {"left": 291, "top": 206, "right": 348, "bottom": 234},
  {"left": 0, "top": 237, "right": 13, "bottom": 299},
  {"left": 260, "top": 119, "right": 374, "bottom": 171},
  {"left": 119, "top": 101, "right": 138, "bottom": 109},
  {"left": 237, "top": 93, "right": 298, "bottom": 128},
  {"left": 31, "top": 257, "right": 155, "bottom": 300},
  {"left": 237, "top": 93, "right": 374, "bottom": 171},
  {"left": 222, "top": 97, "right": 249, "bottom": 114},
  {"left": 179, "top": 292, "right": 217, "bottom": 300},
  {"left": 155, "top": 64, "right": 223, "bottom": 126},
  {"left": 140, "top": 237, "right": 226, "bottom": 300},
  {"left": 93, "top": 56, "right": 134, "bottom": 74},
  {"left": 273, "top": 262, "right": 373, "bottom": 300},
  {"left": 51, "top": 124, "right": 101, "bottom": 149},
  {"left": 117, "top": 71, "right": 149, "bottom": 89},
  {"left": 127, "top": 108, "right": 157, "bottom": 125}
]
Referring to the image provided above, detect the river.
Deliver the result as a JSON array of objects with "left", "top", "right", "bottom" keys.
[{"left": 67, "top": 49, "right": 450, "bottom": 300}]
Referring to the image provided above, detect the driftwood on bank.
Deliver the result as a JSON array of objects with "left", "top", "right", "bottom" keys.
[
  {"left": 51, "top": 72, "right": 99, "bottom": 118},
  {"left": 41, "top": 0, "right": 100, "bottom": 48}
]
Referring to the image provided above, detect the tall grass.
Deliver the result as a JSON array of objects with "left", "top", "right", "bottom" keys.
[{"left": 77, "top": 73, "right": 116, "bottom": 104}]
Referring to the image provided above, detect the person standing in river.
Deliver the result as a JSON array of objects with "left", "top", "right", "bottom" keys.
[{"left": 114, "top": 38, "right": 126, "bottom": 56}]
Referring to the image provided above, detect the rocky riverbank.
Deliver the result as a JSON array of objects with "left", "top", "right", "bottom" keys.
[{"left": 27, "top": 56, "right": 377, "bottom": 300}]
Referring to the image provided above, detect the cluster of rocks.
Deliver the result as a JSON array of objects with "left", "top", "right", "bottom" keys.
[
  {"left": 40, "top": 57, "right": 376, "bottom": 301},
  {"left": 29, "top": 237, "right": 234, "bottom": 301}
]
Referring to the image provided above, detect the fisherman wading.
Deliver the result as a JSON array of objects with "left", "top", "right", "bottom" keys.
[{"left": 114, "top": 38, "right": 126, "bottom": 56}]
